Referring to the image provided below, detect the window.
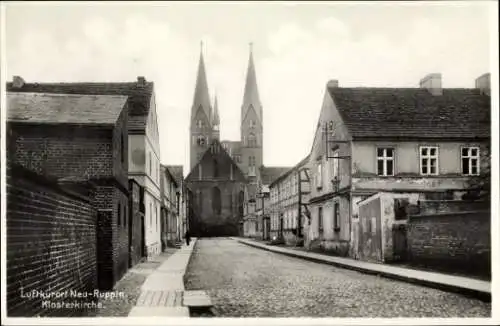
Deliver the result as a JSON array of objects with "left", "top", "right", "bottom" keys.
[
  {"left": 197, "top": 119, "right": 204, "bottom": 129},
  {"left": 420, "top": 146, "right": 438, "bottom": 175},
  {"left": 462, "top": 147, "right": 480, "bottom": 176},
  {"left": 377, "top": 148, "right": 394, "bottom": 176},
  {"left": 318, "top": 206, "right": 323, "bottom": 232},
  {"left": 124, "top": 206, "right": 127, "bottom": 228},
  {"left": 248, "top": 133, "right": 257, "bottom": 147},
  {"left": 316, "top": 161, "right": 323, "bottom": 189},
  {"left": 212, "top": 187, "right": 221, "bottom": 215},
  {"left": 394, "top": 198, "right": 409, "bottom": 220},
  {"left": 249, "top": 156, "right": 256, "bottom": 176},
  {"left": 334, "top": 202, "right": 340, "bottom": 231},
  {"left": 249, "top": 120, "right": 256, "bottom": 129},
  {"left": 197, "top": 135, "right": 206, "bottom": 147},
  {"left": 213, "top": 160, "right": 219, "bottom": 178}
]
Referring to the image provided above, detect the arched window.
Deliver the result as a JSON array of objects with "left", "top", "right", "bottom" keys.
[
  {"left": 248, "top": 133, "right": 257, "bottom": 147},
  {"left": 197, "top": 135, "right": 206, "bottom": 146},
  {"left": 213, "top": 159, "right": 219, "bottom": 178},
  {"left": 212, "top": 187, "right": 221, "bottom": 215},
  {"left": 198, "top": 190, "right": 203, "bottom": 211}
]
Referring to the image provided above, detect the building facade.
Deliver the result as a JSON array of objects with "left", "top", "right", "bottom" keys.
[
  {"left": 6, "top": 76, "right": 163, "bottom": 261},
  {"left": 186, "top": 140, "right": 247, "bottom": 237},
  {"left": 161, "top": 165, "right": 180, "bottom": 248},
  {"left": 305, "top": 73, "right": 491, "bottom": 258},
  {"left": 6, "top": 90, "right": 130, "bottom": 290},
  {"left": 269, "top": 156, "right": 311, "bottom": 244}
]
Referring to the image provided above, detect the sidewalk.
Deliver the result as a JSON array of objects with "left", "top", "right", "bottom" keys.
[
  {"left": 235, "top": 237, "right": 491, "bottom": 302},
  {"left": 128, "top": 238, "right": 197, "bottom": 317}
]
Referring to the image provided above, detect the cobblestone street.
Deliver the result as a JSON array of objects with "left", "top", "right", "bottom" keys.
[{"left": 184, "top": 238, "right": 491, "bottom": 318}]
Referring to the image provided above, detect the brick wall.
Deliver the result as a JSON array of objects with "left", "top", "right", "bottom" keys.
[
  {"left": 414, "top": 200, "right": 490, "bottom": 215},
  {"left": 8, "top": 121, "right": 130, "bottom": 290},
  {"left": 407, "top": 211, "right": 491, "bottom": 278},
  {"left": 6, "top": 164, "right": 98, "bottom": 317},
  {"left": 94, "top": 186, "right": 129, "bottom": 290}
]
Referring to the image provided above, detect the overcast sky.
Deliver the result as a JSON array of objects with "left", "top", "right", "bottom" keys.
[{"left": 3, "top": 1, "right": 494, "bottom": 173}]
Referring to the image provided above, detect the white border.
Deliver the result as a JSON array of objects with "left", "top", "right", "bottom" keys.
[{"left": 1, "top": 1, "right": 499, "bottom": 325}]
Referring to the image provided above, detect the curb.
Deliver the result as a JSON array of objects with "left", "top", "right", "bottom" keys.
[{"left": 236, "top": 238, "right": 491, "bottom": 303}]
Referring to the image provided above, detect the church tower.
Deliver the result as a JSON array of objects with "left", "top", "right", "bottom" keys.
[
  {"left": 240, "top": 44, "right": 263, "bottom": 181},
  {"left": 211, "top": 94, "right": 220, "bottom": 141},
  {"left": 190, "top": 45, "right": 213, "bottom": 170}
]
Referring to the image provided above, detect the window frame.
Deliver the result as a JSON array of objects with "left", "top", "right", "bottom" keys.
[
  {"left": 376, "top": 147, "right": 395, "bottom": 177},
  {"left": 333, "top": 201, "right": 340, "bottom": 232},
  {"left": 461, "top": 146, "right": 480, "bottom": 176},
  {"left": 316, "top": 160, "right": 323, "bottom": 189},
  {"left": 419, "top": 146, "right": 439, "bottom": 176}
]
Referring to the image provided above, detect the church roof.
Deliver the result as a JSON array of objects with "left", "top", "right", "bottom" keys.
[
  {"left": 241, "top": 46, "right": 262, "bottom": 123},
  {"left": 191, "top": 49, "right": 212, "bottom": 123},
  {"left": 185, "top": 139, "right": 247, "bottom": 183}
]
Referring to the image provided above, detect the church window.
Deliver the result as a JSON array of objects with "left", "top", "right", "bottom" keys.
[
  {"left": 238, "top": 191, "right": 245, "bottom": 217},
  {"left": 213, "top": 159, "right": 219, "bottom": 178},
  {"left": 197, "top": 135, "right": 206, "bottom": 146},
  {"left": 249, "top": 156, "right": 256, "bottom": 176},
  {"left": 212, "top": 187, "right": 221, "bottom": 215},
  {"left": 248, "top": 133, "right": 257, "bottom": 147},
  {"left": 197, "top": 119, "right": 204, "bottom": 129},
  {"left": 249, "top": 120, "right": 256, "bottom": 129}
]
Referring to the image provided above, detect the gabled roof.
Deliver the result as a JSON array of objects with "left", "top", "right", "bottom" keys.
[
  {"left": 166, "top": 165, "right": 184, "bottom": 186},
  {"left": 259, "top": 166, "right": 293, "bottom": 185},
  {"left": 161, "top": 165, "right": 178, "bottom": 188},
  {"left": 6, "top": 79, "right": 154, "bottom": 131},
  {"left": 7, "top": 92, "right": 127, "bottom": 125},
  {"left": 185, "top": 139, "right": 246, "bottom": 183},
  {"left": 269, "top": 154, "right": 311, "bottom": 187},
  {"left": 329, "top": 87, "right": 491, "bottom": 139}
]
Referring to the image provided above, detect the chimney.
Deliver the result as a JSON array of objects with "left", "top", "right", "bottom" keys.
[
  {"left": 137, "top": 76, "right": 146, "bottom": 87},
  {"left": 419, "top": 73, "right": 442, "bottom": 96},
  {"left": 327, "top": 79, "right": 339, "bottom": 88},
  {"left": 12, "top": 76, "right": 25, "bottom": 89},
  {"left": 475, "top": 73, "right": 490, "bottom": 96}
]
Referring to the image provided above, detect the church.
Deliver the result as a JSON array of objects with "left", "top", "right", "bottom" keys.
[{"left": 185, "top": 45, "right": 264, "bottom": 237}]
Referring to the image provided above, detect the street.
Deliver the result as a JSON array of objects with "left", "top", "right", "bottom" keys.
[{"left": 184, "top": 238, "right": 490, "bottom": 318}]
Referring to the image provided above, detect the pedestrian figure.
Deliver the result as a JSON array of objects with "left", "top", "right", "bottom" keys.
[{"left": 185, "top": 230, "right": 191, "bottom": 246}]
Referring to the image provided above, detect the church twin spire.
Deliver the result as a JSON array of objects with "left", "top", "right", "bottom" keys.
[{"left": 190, "top": 41, "right": 261, "bottom": 131}]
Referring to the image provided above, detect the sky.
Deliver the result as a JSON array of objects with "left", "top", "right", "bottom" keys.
[{"left": 2, "top": 1, "right": 495, "bottom": 174}]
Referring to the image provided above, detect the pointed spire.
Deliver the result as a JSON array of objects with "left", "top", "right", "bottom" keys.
[
  {"left": 242, "top": 42, "right": 262, "bottom": 120},
  {"left": 213, "top": 93, "right": 220, "bottom": 126},
  {"left": 191, "top": 41, "right": 212, "bottom": 121}
]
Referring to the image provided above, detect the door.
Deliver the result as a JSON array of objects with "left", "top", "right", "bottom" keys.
[{"left": 279, "top": 215, "right": 284, "bottom": 239}]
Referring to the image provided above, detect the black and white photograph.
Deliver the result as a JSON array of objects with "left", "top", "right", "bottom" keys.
[{"left": 0, "top": 1, "right": 498, "bottom": 324}]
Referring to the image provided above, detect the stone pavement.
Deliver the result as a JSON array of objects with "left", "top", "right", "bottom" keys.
[
  {"left": 235, "top": 237, "right": 491, "bottom": 302},
  {"left": 128, "top": 238, "right": 197, "bottom": 317}
]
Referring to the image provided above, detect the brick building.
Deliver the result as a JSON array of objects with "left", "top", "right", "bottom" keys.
[
  {"left": 6, "top": 76, "right": 162, "bottom": 260},
  {"left": 304, "top": 72, "right": 491, "bottom": 257},
  {"left": 6, "top": 91, "right": 129, "bottom": 291},
  {"left": 185, "top": 140, "right": 247, "bottom": 237}
]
